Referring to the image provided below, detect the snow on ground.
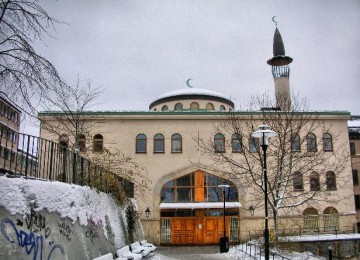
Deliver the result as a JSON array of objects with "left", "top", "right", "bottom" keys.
[
  {"left": 280, "top": 233, "right": 360, "bottom": 242},
  {"left": 225, "top": 244, "right": 325, "bottom": 260},
  {"left": 146, "top": 244, "right": 325, "bottom": 260},
  {"left": 0, "top": 175, "right": 126, "bottom": 247}
]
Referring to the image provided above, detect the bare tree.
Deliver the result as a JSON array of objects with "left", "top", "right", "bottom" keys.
[
  {"left": 39, "top": 77, "right": 103, "bottom": 151},
  {"left": 38, "top": 80, "right": 151, "bottom": 201},
  {"left": 199, "top": 94, "right": 350, "bottom": 240},
  {"left": 0, "top": 0, "right": 65, "bottom": 115}
]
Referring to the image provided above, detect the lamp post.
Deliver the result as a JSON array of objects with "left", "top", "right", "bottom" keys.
[
  {"left": 252, "top": 125, "right": 277, "bottom": 260},
  {"left": 218, "top": 184, "right": 230, "bottom": 253},
  {"left": 145, "top": 207, "right": 151, "bottom": 220}
]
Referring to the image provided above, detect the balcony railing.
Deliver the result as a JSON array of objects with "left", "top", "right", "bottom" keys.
[{"left": 0, "top": 131, "right": 134, "bottom": 198}]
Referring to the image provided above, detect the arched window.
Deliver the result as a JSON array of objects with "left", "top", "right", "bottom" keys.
[
  {"left": 171, "top": 133, "right": 182, "bottom": 153},
  {"left": 93, "top": 134, "right": 103, "bottom": 152},
  {"left": 160, "top": 171, "right": 238, "bottom": 203},
  {"left": 293, "top": 172, "right": 303, "bottom": 191},
  {"left": 303, "top": 208, "right": 319, "bottom": 232},
  {"left": 306, "top": 133, "right": 317, "bottom": 152},
  {"left": 310, "top": 172, "right": 320, "bottom": 191},
  {"left": 326, "top": 171, "right": 336, "bottom": 190},
  {"left": 323, "top": 207, "right": 339, "bottom": 231},
  {"left": 323, "top": 133, "right": 333, "bottom": 151},
  {"left": 154, "top": 133, "right": 165, "bottom": 153},
  {"left": 214, "top": 133, "right": 225, "bottom": 153},
  {"left": 190, "top": 102, "right": 199, "bottom": 110},
  {"left": 206, "top": 103, "right": 214, "bottom": 110},
  {"left": 59, "top": 134, "right": 69, "bottom": 148},
  {"left": 174, "top": 103, "right": 183, "bottom": 111},
  {"left": 291, "top": 134, "right": 301, "bottom": 152},
  {"left": 249, "top": 136, "right": 259, "bottom": 153},
  {"left": 231, "top": 134, "right": 242, "bottom": 153},
  {"left": 161, "top": 105, "right": 169, "bottom": 111},
  {"left": 77, "top": 134, "right": 86, "bottom": 152},
  {"left": 136, "top": 134, "right": 147, "bottom": 153},
  {"left": 220, "top": 105, "right": 226, "bottom": 111}
]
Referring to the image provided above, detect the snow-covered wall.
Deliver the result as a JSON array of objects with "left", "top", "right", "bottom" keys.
[{"left": 0, "top": 176, "right": 139, "bottom": 260}]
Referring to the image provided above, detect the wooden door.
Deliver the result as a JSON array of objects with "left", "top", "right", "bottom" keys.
[
  {"left": 171, "top": 218, "right": 183, "bottom": 244},
  {"left": 171, "top": 218, "right": 195, "bottom": 244},
  {"left": 168, "top": 213, "right": 232, "bottom": 245},
  {"left": 204, "top": 218, "right": 217, "bottom": 244},
  {"left": 184, "top": 219, "right": 195, "bottom": 244}
]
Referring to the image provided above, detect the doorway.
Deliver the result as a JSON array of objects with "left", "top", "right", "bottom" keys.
[{"left": 160, "top": 209, "right": 239, "bottom": 245}]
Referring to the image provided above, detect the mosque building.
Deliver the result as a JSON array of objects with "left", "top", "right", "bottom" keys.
[{"left": 38, "top": 27, "right": 355, "bottom": 245}]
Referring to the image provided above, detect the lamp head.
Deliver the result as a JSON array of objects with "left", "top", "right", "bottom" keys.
[
  {"left": 218, "top": 184, "right": 230, "bottom": 191},
  {"left": 251, "top": 125, "right": 278, "bottom": 145},
  {"left": 145, "top": 207, "right": 151, "bottom": 219},
  {"left": 249, "top": 205, "right": 255, "bottom": 216}
]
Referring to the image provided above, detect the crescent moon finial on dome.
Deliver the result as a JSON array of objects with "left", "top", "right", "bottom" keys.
[
  {"left": 272, "top": 16, "right": 278, "bottom": 27},
  {"left": 186, "top": 78, "right": 193, "bottom": 88}
]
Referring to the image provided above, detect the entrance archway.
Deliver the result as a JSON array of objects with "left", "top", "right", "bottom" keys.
[{"left": 159, "top": 170, "right": 241, "bottom": 245}]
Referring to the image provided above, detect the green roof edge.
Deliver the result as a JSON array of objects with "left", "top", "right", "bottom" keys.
[{"left": 38, "top": 110, "right": 351, "bottom": 117}]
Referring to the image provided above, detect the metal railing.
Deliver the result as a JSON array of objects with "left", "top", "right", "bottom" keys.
[
  {"left": 238, "top": 241, "right": 291, "bottom": 260},
  {"left": 0, "top": 131, "right": 134, "bottom": 198}
]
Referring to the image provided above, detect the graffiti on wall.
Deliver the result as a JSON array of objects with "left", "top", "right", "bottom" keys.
[
  {"left": 0, "top": 218, "right": 66, "bottom": 260},
  {"left": 58, "top": 222, "right": 73, "bottom": 241},
  {"left": 17, "top": 210, "right": 51, "bottom": 239},
  {"left": 85, "top": 226, "right": 99, "bottom": 242}
]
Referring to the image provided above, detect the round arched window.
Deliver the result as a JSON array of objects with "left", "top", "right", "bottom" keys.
[
  {"left": 161, "top": 105, "right": 169, "bottom": 111},
  {"left": 190, "top": 102, "right": 199, "bottom": 110},
  {"left": 206, "top": 103, "right": 214, "bottom": 110},
  {"left": 174, "top": 103, "right": 183, "bottom": 111},
  {"left": 220, "top": 105, "right": 226, "bottom": 111}
]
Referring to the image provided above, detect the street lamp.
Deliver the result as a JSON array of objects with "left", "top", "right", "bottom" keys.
[
  {"left": 252, "top": 125, "right": 277, "bottom": 260},
  {"left": 145, "top": 207, "right": 151, "bottom": 220},
  {"left": 218, "top": 184, "right": 230, "bottom": 253},
  {"left": 248, "top": 205, "right": 255, "bottom": 217}
]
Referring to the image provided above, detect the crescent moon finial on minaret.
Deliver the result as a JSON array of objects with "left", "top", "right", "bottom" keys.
[
  {"left": 272, "top": 16, "right": 278, "bottom": 27},
  {"left": 186, "top": 78, "right": 193, "bottom": 88}
]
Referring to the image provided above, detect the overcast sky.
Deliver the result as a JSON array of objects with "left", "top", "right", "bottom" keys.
[{"left": 28, "top": 0, "right": 360, "bottom": 132}]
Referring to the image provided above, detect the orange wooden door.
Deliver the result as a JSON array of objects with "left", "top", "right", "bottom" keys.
[
  {"left": 171, "top": 218, "right": 183, "bottom": 244},
  {"left": 204, "top": 218, "right": 217, "bottom": 244},
  {"left": 184, "top": 218, "right": 195, "bottom": 244},
  {"left": 171, "top": 218, "right": 196, "bottom": 244},
  {"left": 216, "top": 217, "right": 230, "bottom": 242}
]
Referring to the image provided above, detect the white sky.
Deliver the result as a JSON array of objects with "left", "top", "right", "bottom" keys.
[{"left": 29, "top": 0, "right": 360, "bottom": 131}]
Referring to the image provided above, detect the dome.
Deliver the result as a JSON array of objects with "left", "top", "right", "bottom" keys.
[{"left": 149, "top": 88, "right": 234, "bottom": 111}]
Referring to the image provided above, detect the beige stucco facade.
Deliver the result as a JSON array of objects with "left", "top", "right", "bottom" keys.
[{"left": 38, "top": 106, "right": 356, "bottom": 244}]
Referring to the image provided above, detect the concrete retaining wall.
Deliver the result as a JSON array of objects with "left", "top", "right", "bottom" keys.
[{"left": 0, "top": 176, "right": 143, "bottom": 260}]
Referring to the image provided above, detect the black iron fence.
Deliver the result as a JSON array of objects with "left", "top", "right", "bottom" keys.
[
  {"left": 0, "top": 131, "right": 134, "bottom": 198},
  {"left": 238, "top": 241, "right": 291, "bottom": 260}
]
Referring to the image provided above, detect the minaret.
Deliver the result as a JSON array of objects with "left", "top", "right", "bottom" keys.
[{"left": 267, "top": 26, "right": 293, "bottom": 110}]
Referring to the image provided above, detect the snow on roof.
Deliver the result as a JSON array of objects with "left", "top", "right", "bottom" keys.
[
  {"left": 159, "top": 202, "right": 241, "bottom": 209},
  {"left": 348, "top": 120, "right": 360, "bottom": 128},
  {"left": 155, "top": 88, "right": 231, "bottom": 101}
]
